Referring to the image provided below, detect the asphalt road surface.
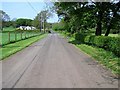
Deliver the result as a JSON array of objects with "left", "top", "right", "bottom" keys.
[{"left": 2, "top": 33, "right": 118, "bottom": 88}]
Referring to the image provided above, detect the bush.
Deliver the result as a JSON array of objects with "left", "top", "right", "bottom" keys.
[
  {"left": 76, "top": 33, "right": 120, "bottom": 57},
  {"left": 93, "top": 36, "right": 120, "bottom": 56},
  {"left": 84, "top": 35, "right": 91, "bottom": 44},
  {"left": 75, "top": 33, "right": 87, "bottom": 43},
  {"left": 88, "top": 35, "right": 96, "bottom": 45},
  {"left": 94, "top": 36, "right": 112, "bottom": 49},
  {"left": 108, "top": 37, "right": 120, "bottom": 56}
]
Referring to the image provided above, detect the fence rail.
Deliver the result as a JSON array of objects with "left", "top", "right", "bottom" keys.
[{"left": 0, "top": 30, "right": 42, "bottom": 46}]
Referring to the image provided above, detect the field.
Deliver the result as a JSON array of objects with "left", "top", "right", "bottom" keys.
[
  {"left": 89, "top": 28, "right": 120, "bottom": 37},
  {"left": 2, "top": 26, "right": 16, "bottom": 31},
  {"left": 102, "top": 34, "right": 120, "bottom": 37},
  {"left": 91, "top": 33, "right": 119, "bottom": 37},
  {"left": 0, "top": 27, "right": 41, "bottom": 45}
]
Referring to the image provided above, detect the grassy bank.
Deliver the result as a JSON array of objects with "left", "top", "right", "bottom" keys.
[
  {"left": 60, "top": 32, "right": 120, "bottom": 76},
  {"left": 0, "top": 34, "right": 47, "bottom": 60}
]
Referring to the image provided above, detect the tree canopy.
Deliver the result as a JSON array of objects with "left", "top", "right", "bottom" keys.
[
  {"left": 33, "top": 10, "right": 52, "bottom": 31},
  {"left": 0, "top": 10, "right": 10, "bottom": 22},
  {"left": 16, "top": 18, "right": 33, "bottom": 27},
  {"left": 53, "top": 1, "right": 120, "bottom": 36}
]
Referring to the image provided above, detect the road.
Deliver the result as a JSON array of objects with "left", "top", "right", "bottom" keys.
[{"left": 2, "top": 33, "right": 118, "bottom": 88}]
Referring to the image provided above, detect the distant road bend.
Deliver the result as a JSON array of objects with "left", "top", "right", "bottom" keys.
[{"left": 2, "top": 33, "right": 118, "bottom": 88}]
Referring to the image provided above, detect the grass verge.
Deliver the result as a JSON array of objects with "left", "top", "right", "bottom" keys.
[
  {"left": 60, "top": 32, "right": 120, "bottom": 76},
  {"left": 0, "top": 34, "right": 47, "bottom": 60},
  {"left": 76, "top": 44, "right": 119, "bottom": 76}
]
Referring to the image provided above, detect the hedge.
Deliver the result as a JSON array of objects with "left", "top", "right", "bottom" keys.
[
  {"left": 94, "top": 36, "right": 112, "bottom": 49},
  {"left": 108, "top": 37, "right": 120, "bottom": 56},
  {"left": 75, "top": 33, "right": 120, "bottom": 56},
  {"left": 75, "top": 33, "right": 88, "bottom": 43}
]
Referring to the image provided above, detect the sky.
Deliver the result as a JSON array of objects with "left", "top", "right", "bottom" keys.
[{"left": 0, "top": 1, "right": 59, "bottom": 23}]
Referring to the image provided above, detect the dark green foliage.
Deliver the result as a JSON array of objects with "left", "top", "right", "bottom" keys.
[
  {"left": 75, "top": 33, "right": 120, "bottom": 56},
  {"left": 54, "top": 2, "right": 120, "bottom": 36},
  {"left": 16, "top": 18, "right": 33, "bottom": 27},
  {"left": 91, "top": 36, "right": 120, "bottom": 56},
  {"left": 108, "top": 37, "right": 120, "bottom": 56},
  {"left": 75, "top": 33, "right": 87, "bottom": 43},
  {"left": 94, "top": 36, "right": 112, "bottom": 49},
  {"left": 52, "top": 22, "right": 65, "bottom": 31},
  {"left": 88, "top": 35, "right": 96, "bottom": 45}
]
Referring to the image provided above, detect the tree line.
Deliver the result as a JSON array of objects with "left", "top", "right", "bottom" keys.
[
  {"left": 0, "top": 10, "right": 52, "bottom": 31},
  {"left": 53, "top": 1, "right": 120, "bottom": 36}
]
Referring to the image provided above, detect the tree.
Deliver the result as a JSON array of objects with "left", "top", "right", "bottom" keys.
[
  {"left": 54, "top": 2, "right": 92, "bottom": 34},
  {"left": 54, "top": 1, "right": 119, "bottom": 36},
  {"left": 0, "top": 10, "right": 10, "bottom": 22},
  {"left": 33, "top": 16, "right": 40, "bottom": 29},
  {"left": 52, "top": 19, "right": 65, "bottom": 31},
  {"left": 16, "top": 18, "right": 33, "bottom": 27},
  {"left": 40, "top": 10, "right": 52, "bottom": 32},
  {"left": 34, "top": 10, "right": 52, "bottom": 32},
  {"left": 0, "top": 10, "right": 10, "bottom": 30},
  {"left": 104, "top": 1, "right": 120, "bottom": 36},
  {"left": 11, "top": 18, "right": 17, "bottom": 28}
]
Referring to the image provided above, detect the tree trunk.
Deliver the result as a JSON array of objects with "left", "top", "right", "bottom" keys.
[
  {"left": 95, "top": 22, "right": 102, "bottom": 36},
  {"left": 105, "top": 2, "right": 119, "bottom": 36},
  {"left": 105, "top": 24, "right": 111, "bottom": 36},
  {"left": 43, "top": 20, "right": 45, "bottom": 33},
  {"left": 40, "top": 21, "right": 41, "bottom": 32},
  {"left": 95, "top": 10, "right": 103, "bottom": 36},
  {"left": 43, "top": 20, "right": 46, "bottom": 33}
]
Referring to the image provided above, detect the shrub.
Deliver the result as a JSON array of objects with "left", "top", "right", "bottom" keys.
[
  {"left": 73, "top": 32, "right": 120, "bottom": 56},
  {"left": 93, "top": 36, "right": 103, "bottom": 47},
  {"left": 93, "top": 36, "right": 120, "bottom": 56},
  {"left": 88, "top": 35, "right": 96, "bottom": 45},
  {"left": 77, "top": 34, "right": 120, "bottom": 57},
  {"left": 84, "top": 35, "right": 91, "bottom": 44},
  {"left": 93, "top": 36, "right": 112, "bottom": 49},
  {"left": 108, "top": 37, "right": 120, "bottom": 56},
  {"left": 75, "top": 33, "right": 87, "bottom": 43}
]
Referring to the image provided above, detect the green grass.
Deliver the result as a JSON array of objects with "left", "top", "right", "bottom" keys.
[
  {"left": 102, "top": 34, "right": 120, "bottom": 37},
  {"left": 0, "top": 34, "right": 47, "bottom": 60},
  {"left": 60, "top": 32, "right": 120, "bottom": 76},
  {"left": 3, "top": 26, "right": 16, "bottom": 31},
  {"left": 0, "top": 32, "right": 40, "bottom": 45},
  {"left": 91, "top": 33, "right": 119, "bottom": 37},
  {"left": 76, "top": 44, "right": 119, "bottom": 75},
  {"left": 0, "top": 27, "right": 41, "bottom": 45},
  {"left": 89, "top": 28, "right": 119, "bottom": 37}
]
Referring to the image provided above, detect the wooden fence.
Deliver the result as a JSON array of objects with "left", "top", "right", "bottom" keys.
[{"left": 0, "top": 30, "right": 42, "bottom": 46}]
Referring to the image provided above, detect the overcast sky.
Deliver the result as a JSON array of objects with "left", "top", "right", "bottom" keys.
[{"left": 0, "top": 1, "right": 59, "bottom": 23}]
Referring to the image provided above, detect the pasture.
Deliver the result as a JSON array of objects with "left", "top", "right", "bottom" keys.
[{"left": 0, "top": 27, "right": 41, "bottom": 45}]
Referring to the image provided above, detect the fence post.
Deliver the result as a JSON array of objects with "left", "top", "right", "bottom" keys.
[
  {"left": 23, "top": 32, "right": 24, "bottom": 39},
  {"left": 25, "top": 31, "right": 26, "bottom": 39},
  {"left": 21, "top": 31, "right": 22, "bottom": 40},
  {"left": 8, "top": 32, "right": 10, "bottom": 43},
  {"left": 15, "top": 31, "right": 17, "bottom": 41}
]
